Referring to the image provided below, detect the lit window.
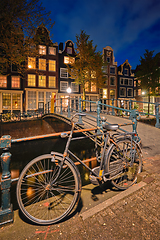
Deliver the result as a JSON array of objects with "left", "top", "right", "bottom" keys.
[
  {"left": 110, "top": 76, "right": 115, "bottom": 86},
  {"left": 138, "top": 89, "right": 141, "bottom": 96},
  {"left": 12, "top": 76, "right": 20, "bottom": 88},
  {"left": 127, "top": 88, "right": 133, "bottom": 97},
  {"left": 103, "top": 89, "right": 108, "bottom": 98},
  {"left": 39, "top": 75, "right": 46, "bottom": 87},
  {"left": 110, "top": 66, "right": 115, "bottom": 74},
  {"left": 48, "top": 76, "right": 56, "bottom": 88},
  {"left": 91, "top": 82, "right": 96, "bottom": 92},
  {"left": 39, "top": 59, "right": 46, "bottom": 70},
  {"left": 60, "top": 81, "right": 68, "bottom": 91},
  {"left": 49, "top": 47, "right": 56, "bottom": 55},
  {"left": 28, "top": 57, "right": 36, "bottom": 69},
  {"left": 71, "top": 82, "right": 79, "bottom": 92},
  {"left": 28, "top": 91, "right": 36, "bottom": 110},
  {"left": 0, "top": 76, "right": 7, "bottom": 87},
  {"left": 38, "top": 92, "right": 44, "bottom": 101},
  {"left": 120, "top": 87, "right": 126, "bottom": 97},
  {"left": 2, "top": 93, "right": 11, "bottom": 109},
  {"left": 67, "top": 47, "right": 72, "bottom": 54},
  {"left": 49, "top": 60, "right": 56, "bottom": 71},
  {"left": 110, "top": 89, "right": 115, "bottom": 98},
  {"left": 85, "top": 82, "right": 89, "bottom": 92},
  {"left": 39, "top": 45, "right": 46, "bottom": 55},
  {"left": 64, "top": 56, "right": 75, "bottom": 64},
  {"left": 60, "top": 68, "right": 68, "bottom": 78},
  {"left": 12, "top": 94, "right": 21, "bottom": 109},
  {"left": 28, "top": 74, "right": 36, "bottom": 86}
]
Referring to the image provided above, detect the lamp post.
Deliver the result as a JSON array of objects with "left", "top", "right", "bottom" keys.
[{"left": 67, "top": 87, "right": 72, "bottom": 118}]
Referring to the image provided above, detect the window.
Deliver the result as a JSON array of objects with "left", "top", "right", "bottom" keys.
[
  {"left": 120, "top": 78, "right": 124, "bottom": 85},
  {"left": 102, "top": 66, "right": 108, "bottom": 74},
  {"left": 28, "top": 91, "right": 36, "bottom": 110},
  {"left": 38, "top": 92, "right": 44, "bottom": 102},
  {"left": 11, "top": 63, "right": 18, "bottom": 72},
  {"left": 110, "top": 66, "right": 115, "bottom": 74},
  {"left": 28, "top": 74, "right": 36, "bottom": 86},
  {"left": 49, "top": 60, "right": 56, "bottom": 71},
  {"left": 127, "top": 88, "right": 133, "bottom": 97},
  {"left": 67, "top": 47, "right": 72, "bottom": 54},
  {"left": 12, "top": 76, "right": 20, "bottom": 88},
  {"left": 2, "top": 93, "right": 11, "bottom": 109},
  {"left": 60, "top": 68, "right": 68, "bottom": 78},
  {"left": 85, "top": 82, "right": 89, "bottom": 92},
  {"left": 124, "top": 78, "right": 128, "bottom": 85},
  {"left": 46, "top": 92, "right": 52, "bottom": 104},
  {"left": 64, "top": 56, "right": 75, "bottom": 64},
  {"left": 12, "top": 94, "right": 21, "bottom": 109},
  {"left": 124, "top": 68, "right": 129, "bottom": 76},
  {"left": 107, "top": 57, "right": 110, "bottom": 63},
  {"left": 103, "top": 89, "right": 108, "bottom": 98},
  {"left": 48, "top": 76, "right": 56, "bottom": 88},
  {"left": 39, "top": 45, "right": 46, "bottom": 55},
  {"left": 28, "top": 57, "right": 36, "bottom": 69},
  {"left": 129, "top": 79, "right": 133, "bottom": 86},
  {"left": 71, "top": 82, "right": 79, "bottom": 92},
  {"left": 49, "top": 47, "right": 56, "bottom": 55},
  {"left": 138, "top": 89, "right": 141, "bottom": 96},
  {"left": 38, "top": 75, "right": 46, "bottom": 87},
  {"left": 60, "top": 81, "right": 68, "bottom": 91},
  {"left": 120, "top": 87, "right": 126, "bottom": 97},
  {"left": 39, "top": 59, "right": 46, "bottom": 70},
  {"left": 110, "top": 76, "right": 115, "bottom": 86},
  {"left": 110, "top": 89, "right": 115, "bottom": 98},
  {"left": 91, "top": 82, "right": 96, "bottom": 92},
  {"left": 0, "top": 76, "right": 7, "bottom": 87}
]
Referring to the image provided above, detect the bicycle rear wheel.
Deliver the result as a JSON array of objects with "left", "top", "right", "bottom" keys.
[
  {"left": 16, "top": 153, "right": 81, "bottom": 225},
  {"left": 105, "top": 138, "right": 142, "bottom": 190}
]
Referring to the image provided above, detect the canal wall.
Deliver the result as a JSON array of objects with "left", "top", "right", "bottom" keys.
[{"left": 0, "top": 118, "right": 71, "bottom": 139}]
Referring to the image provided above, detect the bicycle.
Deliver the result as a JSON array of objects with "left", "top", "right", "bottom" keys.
[{"left": 16, "top": 113, "right": 142, "bottom": 225}]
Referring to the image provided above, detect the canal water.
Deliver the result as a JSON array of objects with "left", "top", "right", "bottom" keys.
[{"left": 0, "top": 134, "right": 98, "bottom": 210}]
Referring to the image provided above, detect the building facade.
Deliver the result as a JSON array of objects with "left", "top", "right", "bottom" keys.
[{"left": 24, "top": 25, "right": 58, "bottom": 113}]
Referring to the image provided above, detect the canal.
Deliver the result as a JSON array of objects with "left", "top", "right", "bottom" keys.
[{"left": 0, "top": 134, "right": 98, "bottom": 211}]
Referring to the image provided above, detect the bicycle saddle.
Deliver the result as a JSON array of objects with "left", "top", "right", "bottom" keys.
[{"left": 102, "top": 123, "right": 119, "bottom": 131}]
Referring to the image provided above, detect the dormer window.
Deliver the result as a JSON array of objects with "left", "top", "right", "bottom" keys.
[
  {"left": 49, "top": 47, "right": 56, "bottom": 55},
  {"left": 124, "top": 68, "right": 129, "bottom": 76},
  {"left": 67, "top": 47, "right": 72, "bottom": 54}
]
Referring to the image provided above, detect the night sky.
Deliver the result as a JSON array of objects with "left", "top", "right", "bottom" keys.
[{"left": 41, "top": 0, "right": 160, "bottom": 69}]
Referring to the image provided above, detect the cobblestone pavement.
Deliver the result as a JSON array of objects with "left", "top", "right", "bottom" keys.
[{"left": 0, "top": 154, "right": 160, "bottom": 240}]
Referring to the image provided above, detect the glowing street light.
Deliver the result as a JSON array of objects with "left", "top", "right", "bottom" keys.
[{"left": 67, "top": 87, "right": 72, "bottom": 94}]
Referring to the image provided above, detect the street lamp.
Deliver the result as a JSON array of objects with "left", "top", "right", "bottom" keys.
[{"left": 67, "top": 87, "right": 71, "bottom": 94}]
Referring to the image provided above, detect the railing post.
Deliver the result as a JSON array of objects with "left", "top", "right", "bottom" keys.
[
  {"left": 112, "top": 98, "right": 115, "bottom": 115},
  {"left": 67, "top": 97, "right": 71, "bottom": 118},
  {"left": 129, "top": 99, "right": 132, "bottom": 110},
  {"left": 97, "top": 100, "right": 101, "bottom": 129},
  {"left": 0, "top": 135, "right": 13, "bottom": 225},
  {"left": 60, "top": 98, "right": 63, "bottom": 115},
  {"left": 78, "top": 97, "right": 83, "bottom": 124},
  {"left": 129, "top": 109, "right": 139, "bottom": 139},
  {"left": 155, "top": 103, "right": 160, "bottom": 128}
]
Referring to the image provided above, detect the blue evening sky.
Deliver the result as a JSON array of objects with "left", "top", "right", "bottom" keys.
[{"left": 41, "top": 0, "right": 160, "bottom": 69}]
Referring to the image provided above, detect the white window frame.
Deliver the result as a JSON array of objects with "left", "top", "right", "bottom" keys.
[
  {"left": 60, "top": 68, "right": 68, "bottom": 78},
  {"left": 38, "top": 75, "right": 46, "bottom": 87},
  {"left": 28, "top": 74, "right": 36, "bottom": 87},
  {"left": 124, "top": 68, "right": 129, "bottom": 76},
  {"left": 60, "top": 81, "right": 68, "bottom": 92},
  {"left": 49, "top": 60, "right": 56, "bottom": 72},
  {"left": 110, "top": 66, "right": 115, "bottom": 74},
  {"left": 127, "top": 88, "right": 133, "bottom": 97},
  {"left": 48, "top": 76, "right": 56, "bottom": 88},
  {"left": 39, "top": 58, "right": 46, "bottom": 71},
  {"left": 128, "top": 79, "right": 133, "bottom": 86}
]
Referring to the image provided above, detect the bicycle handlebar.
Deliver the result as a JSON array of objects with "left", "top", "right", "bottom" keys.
[{"left": 71, "top": 113, "right": 86, "bottom": 122}]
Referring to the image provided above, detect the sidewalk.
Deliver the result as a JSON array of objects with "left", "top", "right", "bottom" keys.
[{"left": 0, "top": 153, "right": 160, "bottom": 240}]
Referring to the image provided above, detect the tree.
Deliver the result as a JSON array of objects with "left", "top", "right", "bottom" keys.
[
  {"left": 0, "top": 0, "right": 53, "bottom": 74},
  {"left": 136, "top": 49, "right": 160, "bottom": 114},
  {"left": 66, "top": 30, "right": 105, "bottom": 110}
]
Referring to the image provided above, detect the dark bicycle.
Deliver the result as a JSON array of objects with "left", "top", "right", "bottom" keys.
[{"left": 16, "top": 113, "right": 142, "bottom": 225}]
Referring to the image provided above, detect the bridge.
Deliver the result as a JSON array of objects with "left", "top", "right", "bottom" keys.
[{"left": 0, "top": 97, "right": 160, "bottom": 226}]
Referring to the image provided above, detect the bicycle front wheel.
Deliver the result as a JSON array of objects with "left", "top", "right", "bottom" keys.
[
  {"left": 16, "top": 153, "right": 81, "bottom": 225},
  {"left": 105, "top": 138, "right": 142, "bottom": 190}
]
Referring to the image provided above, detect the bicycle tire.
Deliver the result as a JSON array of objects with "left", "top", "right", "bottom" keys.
[
  {"left": 105, "top": 137, "right": 142, "bottom": 190},
  {"left": 16, "top": 153, "right": 81, "bottom": 225}
]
